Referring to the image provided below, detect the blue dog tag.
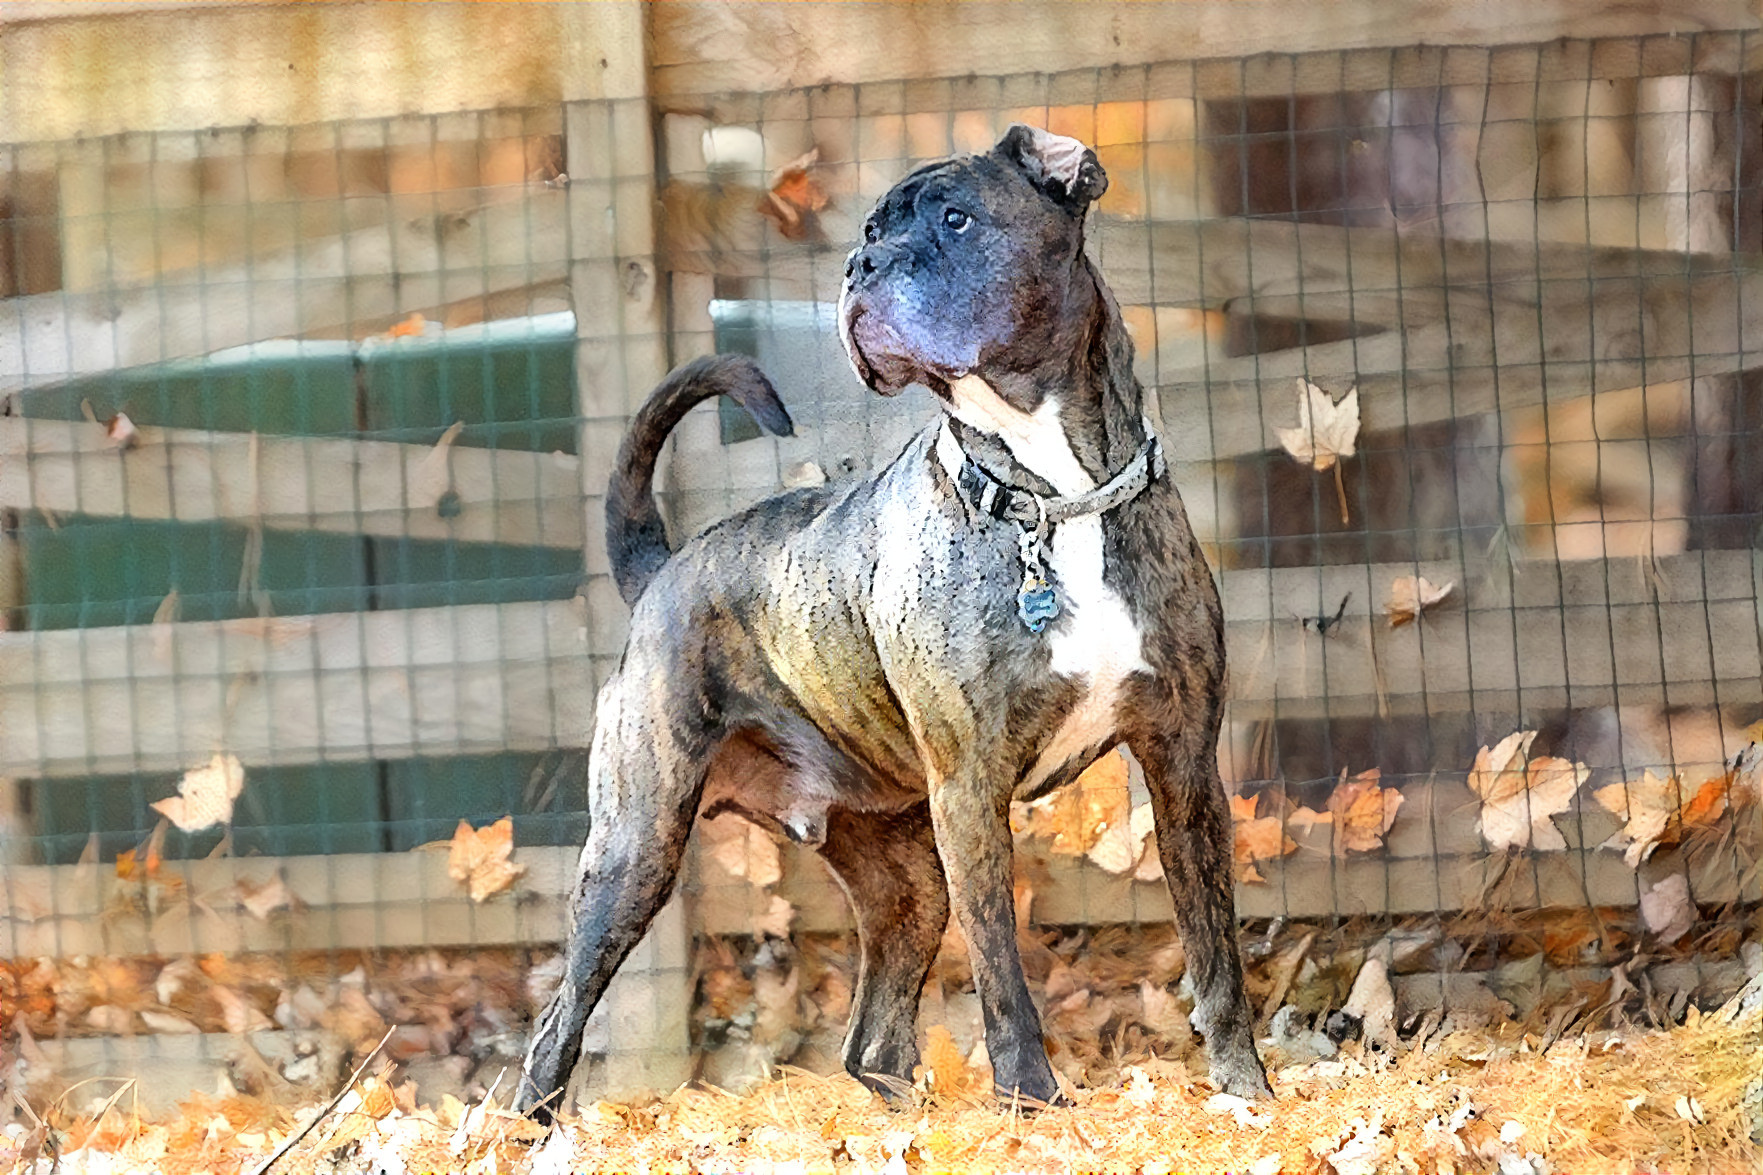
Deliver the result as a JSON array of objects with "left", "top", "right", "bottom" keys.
[{"left": 1018, "top": 574, "right": 1059, "bottom": 633}]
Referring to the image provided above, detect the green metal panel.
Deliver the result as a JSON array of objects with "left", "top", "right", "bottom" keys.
[
  {"left": 383, "top": 751, "right": 589, "bottom": 852},
  {"left": 15, "top": 316, "right": 589, "bottom": 861}
]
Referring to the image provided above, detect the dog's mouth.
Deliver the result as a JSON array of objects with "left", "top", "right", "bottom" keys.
[
  {"left": 839, "top": 302, "right": 916, "bottom": 397},
  {"left": 835, "top": 299, "right": 980, "bottom": 400}
]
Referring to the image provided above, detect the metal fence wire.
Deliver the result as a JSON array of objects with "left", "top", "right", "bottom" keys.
[{"left": 1, "top": 31, "right": 1759, "bottom": 1112}]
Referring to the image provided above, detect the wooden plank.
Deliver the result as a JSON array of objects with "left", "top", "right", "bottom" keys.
[
  {"left": 663, "top": 194, "right": 1763, "bottom": 326},
  {"left": 567, "top": 93, "right": 674, "bottom": 584},
  {"left": 715, "top": 776, "right": 1759, "bottom": 934},
  {"left": 1130, "top": 226, "right": 1763, "bottom": 460},
  {"left": 559, "top": 20, "right": 694, "bottom": 1095},
  {"left": 3, "top": 543, "right": 1748, "bottom": 800},
  {"left": 649, "top": 2, "right": 1762, "bottom": 107},
  {"left": 0, "top": 599, "right": 594, "bottom": 778},
  {"left": 2, "top": 550, "right": 1749, "bottom": 777},
  {"left": 0, "top": 416, "right": 586, "bottom": 550},
  {"left": 1093, "top": 217, "right": 1763, "bottom": 319},
  {"left": 8, "top": 765, "right": 1752, "bottom": 958},
  {"left": 0, "top": 844, "right": 580, "bottom": 958},
  {"left": 0, "top": 191, "right": 568, "bottom": 392},
  {"left": 0, "top": 3, "right": 647, "bottom": 143},
  {"left": 659, "top": 195, "right": 1763, "bottom": 463},
  {"left": 1215, "top": 549, "right": 1763, "bottom": 721},
  {"left": 662, "top": 37, "right": 1763, "bottom": 126}
]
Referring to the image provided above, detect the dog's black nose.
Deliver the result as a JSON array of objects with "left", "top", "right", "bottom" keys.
[{"left": 846, "top": 244, "right": 898, "bottom": 282}]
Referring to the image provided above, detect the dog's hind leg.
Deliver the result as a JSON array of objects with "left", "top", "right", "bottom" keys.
[
  {"left": 1128, "top": 715, "right": 1272, "bottom": 1099},
  {"left": 817, "top": 803, "right": 948, "bottom": 1096},
  {"left": 516, "top": 687, "right": 708, "bottom": 1123}
]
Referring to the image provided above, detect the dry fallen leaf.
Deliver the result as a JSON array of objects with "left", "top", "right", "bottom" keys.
[
  {"left": 1138, "top": 979, "right": 1190, "bottom": 1038},
  {"left": 751, "top": 893, "right": 795, "bottom": 940},
  {"left": 323, "top": 986, "right": 389, "bottom": 1054},
  {"left": 139, "top": 1009, "right": 201, "bottom": 1035},
  {"left": 1022, "top": 748, "right": 1132, "bottom": 857},
  {"left": 1385, "top": 576, "right": 1454, "bottom": 627},
  {"left": 1467, "top": 731, "right": 1587, "bottom": 852},
  {"left": 212, "top": 984, "right": 274, "bottom": 1035},
  {"left": 1325, "top": 768, "right": 1405, "bottom": 855},
  {"left": 150, "top": 752, "right": 245, "bottom": 833},
  {"left": 1733, "top": 736, "right": 1761, "bottom": 805},
  {"left": 412, "top": 419, "right": 466, "bottom": 509},
  {"left": 1088, "top": 800, "right": 1157, "bottom": 877},
  {"left": 106, "top": 411, "right": 140, "bottom": 450},
  {"left": 1276, "top": 380, "right": 1360, "bottom": 524},
  {"left": 319, "top": 1090, "right": 378, "bottom": 1155},
  {"left": 1230, "top": 792, "right": 1295, "bottom": 883},
  {"left": 701, "top": 813, "right": 784, "bottom": 888},
  {"left": 1592, "top": 769, "right": 1730, "bottom": 868},
  {"left": 758, "top": 148, "right": 830, "bottom": 241},
  {"left": 446, "top": 816, "right": 527, "bottom": 903},
  {"left": 1121, "top": 1064, "right": 1156, "bottom": 1108},
  {"left": 1638, "top": 872, "right": 1694, "bottom": 943},
  {"left": 922, "top": 1024, "right": 980, "bottom": 1098},
  {"left": 1130, "top": 804, "right": 1165, "bottom": 882},
  {"left": 384, "top": 311, "right": 433, "bottom": 340},
  {"left": 235, "top": 871, "right": 300, "bottom": 922},
  {"left": 150, "top": 589, "right": 181, "bottom": 663},
  {"left": 85, "top": 1005, "right": 135, "bottom": 1034}
]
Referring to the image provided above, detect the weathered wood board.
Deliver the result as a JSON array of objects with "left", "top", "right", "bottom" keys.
[
  {"left": 0, "top": 600, "right": 597, "bottom": 778},
  {"left": 2, "top": 550, "right": 1753, "bottom": 777},
  {"left": 6, "top": 766, "right": 1751, "bottom": 957},
  {"left": 0, "top": 416, "right": 586, "bottom": 549},
  {"left": 0, "top": 190, "right": 568, "bottom": 392}
]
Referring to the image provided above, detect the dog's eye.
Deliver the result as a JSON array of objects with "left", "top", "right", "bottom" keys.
[
  {"left": 943, "top": 208, "right": 972, "bottom": 233},
  {"left": 863, "top": 220, "right": 879, "bottom": 244}
]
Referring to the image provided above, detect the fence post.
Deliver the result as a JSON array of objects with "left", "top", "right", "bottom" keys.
[{"left": 559, "top": 2, "right": 696, "bottom": 1105}]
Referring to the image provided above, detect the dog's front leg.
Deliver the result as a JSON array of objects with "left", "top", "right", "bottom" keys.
[
  {"left": 926, "top": 777, "right": 1062, "bottom": 1108},
  {"left": 1131, "top": 722, "right": 1272, "bottom": 1099}
]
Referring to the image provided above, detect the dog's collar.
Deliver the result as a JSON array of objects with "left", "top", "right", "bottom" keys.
[{"left": 935, "top": 415, "right": 1167, "bottom": 527}]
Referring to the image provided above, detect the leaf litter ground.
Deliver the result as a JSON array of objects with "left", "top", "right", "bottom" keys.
[{"left": 6, "top": 966, "right": 1756, "bottom": 1174}]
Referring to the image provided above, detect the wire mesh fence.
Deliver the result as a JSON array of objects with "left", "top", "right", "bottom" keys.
[{"left": 1, "top": 25, "right": 1759, "bottom": 1118}]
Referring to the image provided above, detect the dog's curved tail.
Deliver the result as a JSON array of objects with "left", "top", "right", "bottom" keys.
[{"left": 605, "top": 354, "right": 793, "bottom": 607}]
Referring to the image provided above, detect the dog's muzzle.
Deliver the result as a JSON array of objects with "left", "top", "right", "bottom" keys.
[{"left": 838, "top": 271, "right": 917, "bottom": 396}]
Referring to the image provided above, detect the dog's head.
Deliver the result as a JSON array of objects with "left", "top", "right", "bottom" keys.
[{"left": 838, "top": 124, "right": 1108, "bottom": 399}]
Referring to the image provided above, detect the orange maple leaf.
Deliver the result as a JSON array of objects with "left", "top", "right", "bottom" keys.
[
  {"left": 1229, "top": 792, "right": 1294, "bottom": 884},
  {"left": 386, "top": 311, "right": 429, "bottom": 339},
  {"left": 1593, "top": 769, "right": 1732, "bottom": 868},
  {"left": 1325, "top": 767, "right": 1405, "bottom": 855},
  {"left": 446, "top": 816, "right": 527, "bottom": 903},
  {"left": 757, "top": 148, "right": 830, "bottom": 241},
  {"left": 1021, "top": 749, "right": 1132, "bottom": 857}
]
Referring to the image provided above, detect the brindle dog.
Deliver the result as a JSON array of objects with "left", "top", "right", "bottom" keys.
[{"left": 517, "top": 124, "right": 1269, "bottom": 1120}]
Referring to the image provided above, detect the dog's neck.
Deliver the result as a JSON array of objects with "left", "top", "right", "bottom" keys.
[{"left": 939, "top": 258, "right": 1147, "bottom": 499}]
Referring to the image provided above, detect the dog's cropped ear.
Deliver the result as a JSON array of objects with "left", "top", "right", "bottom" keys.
[{"left": 993, "top": 123, "right": 1109, "bottom": 213}]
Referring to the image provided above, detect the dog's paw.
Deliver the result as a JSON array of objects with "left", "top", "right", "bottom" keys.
[
  {"left": 992, "top": 1080, "right": 1069, "bottom": 1113},
  {"left": 1211, "top": 1059, "right": 1275, "bottom": 1101},
  {"left": 856, "top": 1071, "right": 922, "bottom": 1108}
]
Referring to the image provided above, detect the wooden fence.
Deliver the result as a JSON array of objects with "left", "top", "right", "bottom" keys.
[{"left": 2, "top": 0, "right": 1760, "bottom": 1100}]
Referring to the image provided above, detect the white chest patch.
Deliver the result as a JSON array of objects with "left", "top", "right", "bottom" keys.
[{"left": 943, "top": 376, "right": 1152, "bottom": 789}]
